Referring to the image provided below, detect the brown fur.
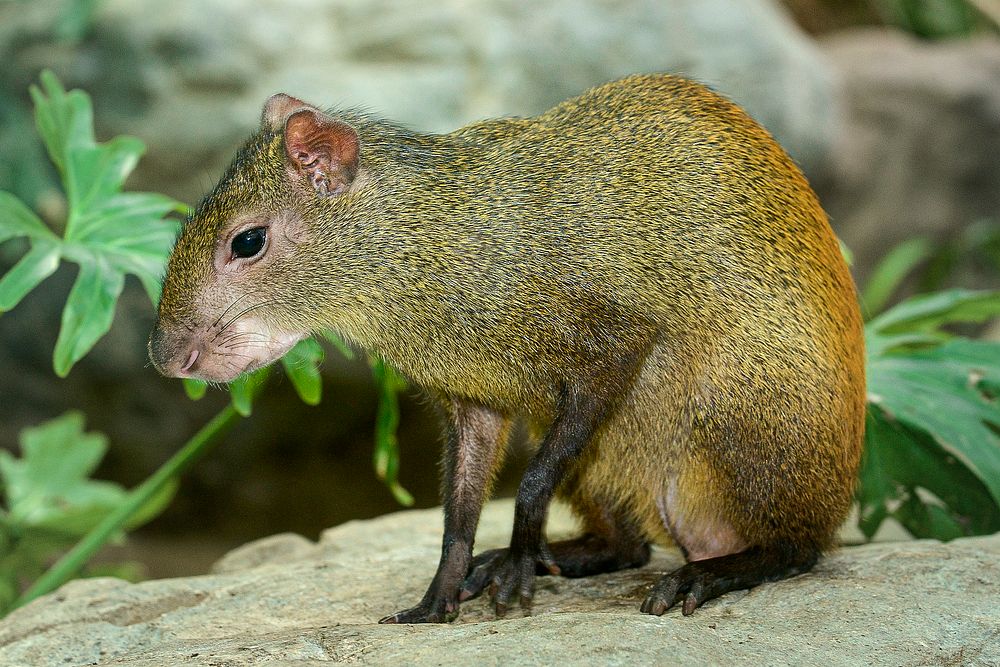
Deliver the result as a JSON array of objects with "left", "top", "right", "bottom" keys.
[{"left": 150, "top": 74, "right": 865, "bottom": 620}]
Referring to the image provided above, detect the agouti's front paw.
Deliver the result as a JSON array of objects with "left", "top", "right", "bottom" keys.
[
  {"left": 459, "top": 545, "right": 560, "bottom": 617},
  {"left": 378, "top": 596, "right": 459, "bottom": 624}
]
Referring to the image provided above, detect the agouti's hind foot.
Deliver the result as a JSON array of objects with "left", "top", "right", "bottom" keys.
[
  {"left": 640, "top": 545, "right": 818, "bottom": 616},
  {"left": 542, "top": 534, "right": 651, "bottom": 578},
  {"left": 460, "top": 535, "right": 651, "bottom": 616}
]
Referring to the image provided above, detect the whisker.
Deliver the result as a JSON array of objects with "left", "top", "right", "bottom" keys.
[
  {"left": 216, "top": 299, "right": 280, "bottom": 338},
  {"left": 216, "top": 334, "right": 271, "bottom": 347},
  {"left": 212, "top": 294, "right": 249, "bottom": 331},
  {"left": 220, "top": 341, "right": 269, "bottom": 351},
  {"left": 218, "top": 332, "right": 271, "bottom": 346}
]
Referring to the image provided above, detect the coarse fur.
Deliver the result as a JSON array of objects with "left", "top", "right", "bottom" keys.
[{"left": 150, "top": 74, "right": 865, "bottom": 621}]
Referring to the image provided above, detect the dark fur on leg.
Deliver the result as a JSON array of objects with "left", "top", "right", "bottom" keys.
[
  {"left": 461, "top": 496, "right": 650, "bottom": 600},
  {"left": 641, "top": 543, "right": 819, "bottom": 616},
  {"left": 380, "top": 400, "right": 509, "bottom": 624}
]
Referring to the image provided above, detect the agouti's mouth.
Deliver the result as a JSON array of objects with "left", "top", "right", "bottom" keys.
[
  {"left": 234, "top": 331, "right": 307, "bottom": 378},
  {"left": 154, "top": 327, "right": 308, "bottom": 384}
]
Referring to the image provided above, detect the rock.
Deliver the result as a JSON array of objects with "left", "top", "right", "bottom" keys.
[
  {"left": 1, "top": 500, "right": 997, "bottom": 666},
  {"left": 817, "top": 29, "right": 1000, "bottom": 282},
  {"left": 0, "top": 0, "right": 833, "bottom": 207},
  {"left": 212, "top": 533, "right": 317, "bottom": 575}
]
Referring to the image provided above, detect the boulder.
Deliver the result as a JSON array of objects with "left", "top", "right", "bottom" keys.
[
  {"left": 0, "top": 0, "right": 833, "bottom": 206},
  {"left": 0, "top": 500, "right": 997, "bottom": 666},
  {"left": 818, "top": 29, "right": 1000, "bottom": 282}
]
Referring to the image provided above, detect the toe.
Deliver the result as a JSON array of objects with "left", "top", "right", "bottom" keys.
[{"left": 681, "top": 577, "right": 706, "bottom": 615}]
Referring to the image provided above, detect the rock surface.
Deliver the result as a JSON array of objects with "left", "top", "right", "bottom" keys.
[
  {"left": 818, "top": 29, "right": 1000, "bottom": 283},
  {"left": 1, "top": 501, "right": 997, "bottom": 666}
]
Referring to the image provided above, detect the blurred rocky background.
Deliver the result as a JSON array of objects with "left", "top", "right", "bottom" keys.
[{"left": 0, "top": 0, "right": 998, "bottom": 576}]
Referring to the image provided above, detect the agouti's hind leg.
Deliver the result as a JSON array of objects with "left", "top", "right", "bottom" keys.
[
  {"left": 460, "top": 497, "right": 650, "bottom": 600},
  {"left": 544, "top": 495, "right": 651, "bottom": 577},
  {"left": 544, "top": 531, "right": 651, "bottom": 577},
  {"left": 640, "top": 544, "right": 818, "bottom": 616}
]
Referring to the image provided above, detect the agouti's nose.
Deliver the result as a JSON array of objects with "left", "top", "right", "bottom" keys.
[{"left": 148, "top": 322, "right": 200, "bottom": 378}]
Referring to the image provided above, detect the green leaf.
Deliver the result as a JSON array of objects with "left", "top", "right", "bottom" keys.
[
  {"left": 29, "top": 71, "right": 93, "bottom": 176},
  {"left": 0, "top": 70, "right": 185, "bottom": 375},
  {"left": 0, "top": 241, "right": 60, "bottom": 312},
  {"left": 322, "top": 330, "right": 355, "bottom": 360},
  {"left": 0, "top": 412, "right": 124, "bottom": 532},
  {"left": 54, "top": 0, "right": 102, "bottom": 44},
  {"left": 856, "top": 411, "right": 894, "bottom": 539},
  {"left": 0, "top": 574, "right": 17, "bottom": 616},
  {"left": 877, "top": 0, "right": 979, "bottom": 38},
  {"left": 867, "top": 338, "right": 1000, "bottom": 507},
  {"left": 863, "top": 287, "right": 1000, "bottom": 540},
  {"left": 0, "top": 191, "right": 57, "bottom": 244},
  {"left": 63, "top": 136, "right": 145, "bottom": 218},
  {"left": 867, "top": 289, "right": 1000, "bottom": 344},
  {"left": 229, "top": 368, "right": 270, "bottom": 417},
  {"left": 860, "top": 237, "right": 933, "bottom": 319},
  {"left": 11, "top": 404, "right": 241, "bottom": 612},
  {"left": 370, "top": 358, "right": 414, "bottom": 506},
  {"left": 228, "top": 378, "right": 254, "bottom": 417},
  {"left": 52, "top": 257, "right": 125, "bottom": 377},
  {"left": 893, "top": 494, "right": 967, "bottom": 542},
  {"left": 193, "top": 337, "right": 328, "bottom": 412},
  {"left": 183, "top": 378, "right": 208, "bottom": 400},
  {"left": 860, "top": 407, "right": 999, "bottom": 539},
  {"left": 281, "top": 338, "right": 324, "bottom": 405},
  {"left": 838, "top": 238, "right": 853, "bottom": 268}
]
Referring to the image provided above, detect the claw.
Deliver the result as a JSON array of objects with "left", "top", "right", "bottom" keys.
[
  {"left": 461, "top": 549, "right": 505, "bottom": 601},
  {"left": 641, "top": 573, "right": 682, "bottom": 616},
  {"left": 640, "top": 544, "right": 818, "bottom": 617},
  {"left": 378, "top": 599, "right": 458, "bottom": 624},
  {"left": 538, "top": 542, "right": 562, "bottom": 576},
  {"left": 639, "top": 597, "right": 666, "bottom": 616},
  {"left": 683, "top": 578, "right": 705, "bottom": 615}
]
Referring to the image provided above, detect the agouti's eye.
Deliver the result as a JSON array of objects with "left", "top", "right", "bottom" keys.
[{"left": 231, "top": 227, "right": 266, "bottom": 259}]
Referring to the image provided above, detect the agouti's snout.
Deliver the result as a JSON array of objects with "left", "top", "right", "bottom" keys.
[
  {"left": 149, "top": 311, "right": 305, "bottom": 383},
  {"left": 148, "top": 319, "right": 200, "bottom": 379}
]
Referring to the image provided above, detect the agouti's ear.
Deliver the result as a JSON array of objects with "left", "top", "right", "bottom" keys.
[
  {"left": 262, "top": 93, "right": 314, "bottom": 132},
  {"left": 283, "top": 109, "right": 360, "bottom": 197}
]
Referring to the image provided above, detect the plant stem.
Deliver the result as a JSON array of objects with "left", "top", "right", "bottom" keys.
[{"left": 12, "top": 403, "right": 242, "bottom": 610}]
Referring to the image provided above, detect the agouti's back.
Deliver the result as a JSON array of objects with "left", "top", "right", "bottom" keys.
[{"left": 340, "top": 76, "right": 861, "bottom": 420}]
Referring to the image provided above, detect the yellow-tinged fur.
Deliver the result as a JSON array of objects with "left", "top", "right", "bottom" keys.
[{"left": 156, "top": 73, "right": 864, "bottom": 573}]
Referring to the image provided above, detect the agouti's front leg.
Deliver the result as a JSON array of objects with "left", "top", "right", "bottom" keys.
[
  {"left": 379, "top": 400, "right": 509, "bottom": 624},
  {"left": 461, "top": 383, "right": 618, "bottom": 616}
]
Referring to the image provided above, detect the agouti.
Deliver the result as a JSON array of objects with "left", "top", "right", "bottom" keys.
[{"left": 149, "top": 74, "right": 865, "bottom": 622}]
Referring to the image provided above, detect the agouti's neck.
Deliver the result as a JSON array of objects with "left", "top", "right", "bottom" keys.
[{"left": 308, "top": 118, "right": 496, "bottom": 367}]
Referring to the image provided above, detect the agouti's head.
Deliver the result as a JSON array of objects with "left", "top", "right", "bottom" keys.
[{"left": 149, "top": 94, "right": 363, "bottom": 382}]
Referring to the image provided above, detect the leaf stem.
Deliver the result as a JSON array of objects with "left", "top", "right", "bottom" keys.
[{"left": 11, "top": 403, "right": 242, "bottom": 610}]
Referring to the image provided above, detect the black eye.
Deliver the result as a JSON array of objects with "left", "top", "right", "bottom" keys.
[{"left": 231, "top": 227, "right": 266, "bottom": 259}]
